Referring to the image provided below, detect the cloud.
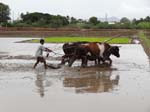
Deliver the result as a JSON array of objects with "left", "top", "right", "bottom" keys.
[
  {"left": 117, "top": 1, "right": 150, "bottom": 19},
  {"left": 143, "top": 0, "right": 150, "bottom": 6},
  {"left": 1, "top": 0, "right": 150, "bottom": 19}
]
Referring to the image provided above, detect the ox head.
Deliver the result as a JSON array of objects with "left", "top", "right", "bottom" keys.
[{"left": 109, "top": 46, "right": 120, "bottom": 58}]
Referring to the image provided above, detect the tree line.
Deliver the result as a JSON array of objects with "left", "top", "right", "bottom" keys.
[{"left": 1, "top": 2, "right": 150, "bottom": 29}]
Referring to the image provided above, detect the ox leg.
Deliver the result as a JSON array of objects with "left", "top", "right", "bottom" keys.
[
  {"left": 98, "top": 57, "right": 104, "bottom": 65},
  {"left": 108, "top": 58, "right": 112, "bottom": 65},
  {"left": 68, "top": 56, "right": 77, "bottom": 67},
  {"left": 81, "top": 56, "right": 87, "bottom": 67},
  {"left": 60, "top": 55, "right": 67, "bottom": 65},
  {"left": 60, "top": 54, "right": 73, "bottom": 65},
  {"left": 105, "top": 58, "right": 112, "bottom": 65},
  {"left": 94, "top": 59, "right": 98, "bottom": 65}
]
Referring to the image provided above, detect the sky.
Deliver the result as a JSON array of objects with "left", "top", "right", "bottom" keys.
[{"left": 1, "top": 0, "right": 150, "bottom": 20}]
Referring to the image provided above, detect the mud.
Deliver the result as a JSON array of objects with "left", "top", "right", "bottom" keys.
[{"left": 0, "top": 38, "right": 150, "bottom": 112}]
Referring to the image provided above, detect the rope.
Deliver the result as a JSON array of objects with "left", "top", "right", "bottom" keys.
[
  {"left": 103, "top": 34, "right": 121, "bottom": 43},
  {"left": 51, "top": 51, "right": 64, "bottom": 55}
]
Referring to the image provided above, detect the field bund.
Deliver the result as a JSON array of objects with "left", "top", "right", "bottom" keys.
[{"left": 0, "top": 27, "right": 148, "bottom": 37}]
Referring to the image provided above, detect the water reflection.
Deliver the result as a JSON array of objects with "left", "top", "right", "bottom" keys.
[
  {"left": 63, "top": 70, "right": 119, "bottom": 93},
  {"left": 34, "top": 69, "right": 51, "bottom": 97}
]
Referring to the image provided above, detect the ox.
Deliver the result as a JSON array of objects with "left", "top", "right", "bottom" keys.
[
  {"left": 61, "top": 42, "right": 89, "bottom": 65},
  {"left": 68, "top": 42, "right": 120, "bottom": 67}
]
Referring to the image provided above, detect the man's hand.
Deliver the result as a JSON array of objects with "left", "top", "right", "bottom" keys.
[{"left": 45, "top": 48, "right": 52, "bottom": 52}]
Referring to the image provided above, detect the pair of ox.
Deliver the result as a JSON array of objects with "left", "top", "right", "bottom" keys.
[{"left": 61, "top": 42, "right": 120, "bottom": 67}]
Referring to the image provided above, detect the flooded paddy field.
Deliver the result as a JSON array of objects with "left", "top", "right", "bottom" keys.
[{"left": 0, "top": 38, "right": 150, "bottom": 112}]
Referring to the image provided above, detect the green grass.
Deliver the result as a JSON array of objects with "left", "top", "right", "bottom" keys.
[
  {"left": 139, "top": 31, "right": 150, "bottom": 57},
  {"left": 30, "top": 37, "right": 131, "bottom": 44},
  {"left": 139, "top": 32, "right": 150, "bottom": 47}
]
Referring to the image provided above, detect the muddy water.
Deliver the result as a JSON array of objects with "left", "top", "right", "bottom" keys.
[
  {"left": 0, "top": 38, "right": 150, "bottom": 112},
  {"left": 0, "top": 38, "right": 63, "bottom": 58}
]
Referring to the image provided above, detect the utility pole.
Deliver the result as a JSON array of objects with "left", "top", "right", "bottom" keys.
[{"left": 17, "top": 12, "right": 21, "bottom": 20}]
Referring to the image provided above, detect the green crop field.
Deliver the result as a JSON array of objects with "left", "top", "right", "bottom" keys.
[{"left": 29, "top": 37, "right": 131, "bottom": 44}]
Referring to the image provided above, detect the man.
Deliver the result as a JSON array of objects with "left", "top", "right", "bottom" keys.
[{"left": 33, "top": 39, "right": 52, "bottom": 69}]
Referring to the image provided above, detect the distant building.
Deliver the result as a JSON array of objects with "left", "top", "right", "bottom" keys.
[{"left": 108, "top": 21, "right": 116, "bottom": 24}]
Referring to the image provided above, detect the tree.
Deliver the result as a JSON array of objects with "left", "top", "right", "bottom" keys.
[
  {"left": 120, "top": 17, "right": 130, "bottom": 23},
  {"left": 0, "top": 2, "right": 10, "bottom": 23},
  {"left": 89, "top": 16, "right": 99, "bottom": 25},
  {"left": 137, "top": 22, "right": 150, "bottom": 29},
  {"left": 132, "top": 18, "right": 137, "bottom": 23},
  {"left": 70, "top": 17, "right": 78, "bottom": 24},
  {"left": 144, "top": 16, "right": 150, "bottom": 22},
  {"left": 19, "top": 12, "right": 69, "bottom": 27}
]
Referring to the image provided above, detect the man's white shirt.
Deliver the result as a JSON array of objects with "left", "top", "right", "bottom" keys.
[{"left": 35, "top": 45, "right": 46, "bottom": 57}]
